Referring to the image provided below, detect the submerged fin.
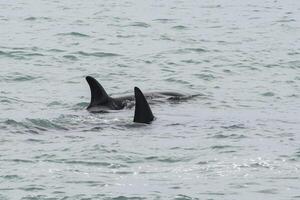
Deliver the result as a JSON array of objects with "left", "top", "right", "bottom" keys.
[
  {"left": 86, "top": 76, "right": 110, "bottom": 109},
  {"left": 134, "top": 87, "right": 154, "bottom": 124}
]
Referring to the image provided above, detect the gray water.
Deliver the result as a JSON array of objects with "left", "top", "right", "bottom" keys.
[{"left": 1, "top": 0, "right": 300, "bottom": 199}]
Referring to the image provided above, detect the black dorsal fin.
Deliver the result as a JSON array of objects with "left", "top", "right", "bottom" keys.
[
  {"left": 134, "top": 87, "right": 154, "bottom": 124},
  {"left": 86, "top": 76, "right": 109, "bottom": 109}
]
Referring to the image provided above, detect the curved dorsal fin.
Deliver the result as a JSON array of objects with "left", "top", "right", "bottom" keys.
[
  {"left": 133, "top": 87, "right": 154, "bottom": 124},
  {"left": 86, "top": 76, "right": 109, "bottom": 108}
]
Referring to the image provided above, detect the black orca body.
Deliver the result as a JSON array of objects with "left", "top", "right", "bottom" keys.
[{"left": 86, "top": 76, "right": 185, "bottom": 113}]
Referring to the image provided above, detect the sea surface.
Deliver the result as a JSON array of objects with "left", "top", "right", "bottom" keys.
[{"left": 0, "top": 0, "right": 300, "bottom": 199}]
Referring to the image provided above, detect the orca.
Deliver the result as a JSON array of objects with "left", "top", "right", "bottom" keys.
[
  {"left": 133, "top": 87, "right": 154, "bottom": 124},
  {"left": 86, "top": 76, "right": 185, "bottom": 113}
]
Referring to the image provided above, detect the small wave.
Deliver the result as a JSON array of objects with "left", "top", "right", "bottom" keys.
[
  {"left": 25, "top": 17, "right": 36, "bottom": 21},
  {"left": 75, "top": 51, "right": 121, "bottom": 57},
  {"left": 249, "top": 162, "right": 272, "bottom": 169},
  {"left": 172, "top": 48, "right": 208, "bottom": 55},
  {"left": 201, "top": 5, "right": 221, "bottom": 8},
  {"left": 65, "top": 180, "right": 106, "bottom": 187},
  {"left": 287, "top": 52, "right": 300, "bottom": 56},
  {"left": 0, "top": 50, "right": 25, "bottom": 59},
  {"left": 256, "top": 189, "right": 278, "bottom": 194},
  {"left": 165, "top": 77, "right": 191, "bottom": 85},
  {"left": 6, "top": 74, "right": 40, "bottom": 82},
  {"left": 14, "top": 75, "right": 36, "bottom": 81},
  {"left": 181, "top": 59, "right": 201, "bottom": 64},
  {"left": 24, "top": 17, "right": 51, "bottom": 21},
  {"left": 209, "top": 25, "right": 223, "bottom": 29},
  {"left": 211, "top": 145, "right": 233, "bottom": 149},
  {"left": 174, "top": 194, "right": 197, "bottom": 200},
  {"left": 73, "top": 102, "right": 89, "bottom": 110},
  {"left": 26, "top": 138, "right": 44, "bottom": 143},
  {"left": 45, "top": 159, "right": 125, "bottom": 168},
  {"left": 47, "top": 48, "right": 66, "bottom": 53},
  {"left": 0, "top": 50, "right": 44, "bottom": 60},
  {"left": 129, "top": 22, "right": 151, "bottom": 28},
  {"left": 167, "top": 94, "right": 202, "bottom": 102},
  {"left": 211, "top": 133, "right": 247, "bottom": 139},
  {"left": 293, "top": 149, "right": 300, "bottom": 159},
  {"left": 47, "top": 101, "right": 65, "bottom": 107},
  {"left": 0, "top": 17, "right": 9, "bottom": 21},
  {"left": 261, "top": 92, "right": 275, "bottom": 97},
  {"left": 172, "top": 25, "right": 188, "bottom": 30},
  {"left": 186, "top": 48, "right": 207, "bottom": 53},
  {"left": 27, "top": 118, "right": 68, "bottom": 131},
  {"left": 153, "top": 18, "right": 176, "bottom": 23},
  {"left": 52, "top": 114, "right": 108, "bottom": 129},
  {"left": 63, "top": 55, "right": 78, "bottom": 60},
  {"left": 57, "top": 32, "right": 90, "bottom": 38},
  {"left": 18, "top": 185, "right": 45, "bottom": 192},
  {"left": 4, "top": 118, "right": 68, "bottom": 134},
  {"left": 236, "top": 158, "right": 274, "bottom": 169},
  {"left": 221, "top": 124, "right": 246, "bottom": 130},
  {"left": 194, "top": 73, "right": 216, "bottom": 81},
  {"left": 84, "top": 126, "right": 104, "bottom": 132},
  {"left": 111, "top": 196, "right": 146, "bottom": 200},
  {"left": 198, "top": 192, "right": 225, "bottom": 196},
  {"left": 4, "top": 119, "right": 35, "bottom": 133},
  {"left": 63, "top": 160, "right": 111, "bottom": 167},
  {"left": 0, "top": 46, "right": 41, "bottom": 51},
  {"left": 160, "top": 35, "right": 174, "bottom": 41},
  {"left": 2, "top": 159, "right": 35, "bottom": 163},
  {"left": 117, "top": 34, "right": 134, "bottom": 38},
  {"left": 276, "top": 19, "right": 296, "bottom": 23},
  {"left": 0, "top": 175, "right": 22, "bottom": 180},
  {"left": 0, "top": 96, "right": 20, "bottom": 103},
  {"left": 24, "top": 53, "right": 44, "bottom": 56},
  {"left": 145, "top": 156, "right": 191, "bottom": 163}
]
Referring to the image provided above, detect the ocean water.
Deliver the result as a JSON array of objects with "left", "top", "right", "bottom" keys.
[{"left": 0, "top": 0, "right": 300, "bottom": 199}]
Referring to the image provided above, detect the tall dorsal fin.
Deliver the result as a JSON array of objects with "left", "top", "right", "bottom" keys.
[
  {"left": 86, "top": 76, "right": 110, "bottom": 109},
  {"left": 134, "top": 87, "right": 154, "bottom": 124}
]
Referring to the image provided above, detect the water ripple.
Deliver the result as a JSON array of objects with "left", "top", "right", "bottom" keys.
[
  {"left": 24, "top": 17, "right": 51, "bottom": 21},
  {"left": 110, "top": 196, "right": 146, "bottom": 200},
  {"left": 128, "top": 22, "right": 151, "bottom": 28},
  {"left": 27, "top": 118, "right": 68, "bottom": 131},
  {"left": 4, "top": 118, "right": 68, "bottom": 134},
  {"left": 172, "top": 25, "right": 188, "bottom": 30},
  {"left": 1, "top": 73, "right": 41, "bottom": 82},
  {"left": 75, "top": 51, "right": 121, "bottom": 57},
  {"left": 57, "top": 32, "right": 91, "bottom": 38},
  {"left": 0, "top": 50, "right": 44, "bottom": 60}
]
